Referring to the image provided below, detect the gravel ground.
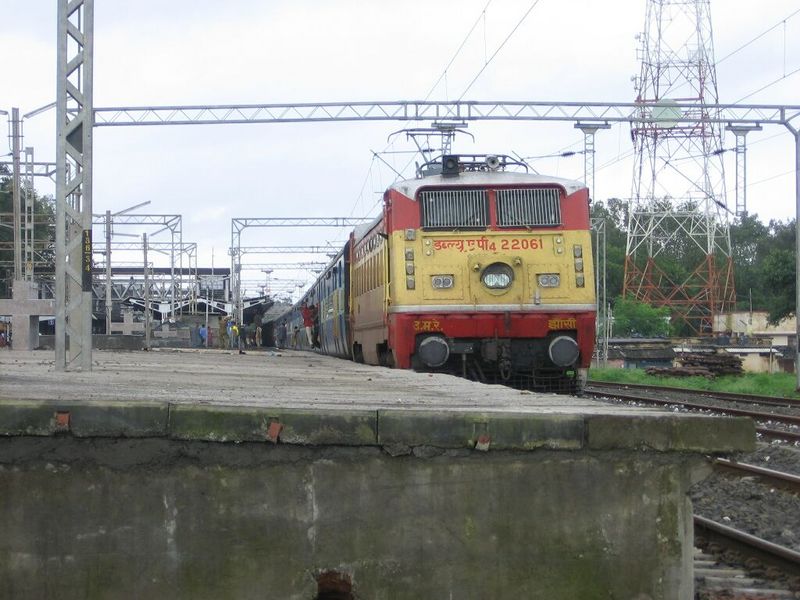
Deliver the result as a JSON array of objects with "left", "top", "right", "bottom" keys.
[
  {"left": 691, "top": 441, "right": 800, "bottom": 552},
  {"left": 597, "top": 389, "right": 800, "bottom": 551}
]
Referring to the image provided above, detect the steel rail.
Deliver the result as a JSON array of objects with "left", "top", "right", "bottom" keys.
[
  {"left": 714, "top": 458, "right": 800, "bottom": 493},
  {"left": 587, "top": 380, "right": 800, "bottom": 408},
  {"left": 694, "top": 514, "right": 800, "bottom": 578},
  {"left": 584, "top": 387, "right": 800, "bottom": 427},
  {"left": 755, "top": 427, "right": 800, "bottom": 443}
]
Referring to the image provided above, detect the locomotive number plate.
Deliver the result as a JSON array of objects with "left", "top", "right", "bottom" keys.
[{"left": 432, "top": 237, "right": 543, "bottom": 252}]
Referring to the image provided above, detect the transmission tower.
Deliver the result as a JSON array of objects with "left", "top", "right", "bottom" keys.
[{"left": 624, "top": 0, "right": 735, "bottom": 335}]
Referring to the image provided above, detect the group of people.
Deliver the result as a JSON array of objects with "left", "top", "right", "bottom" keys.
[
  {"left": 212, "top": 318, "right": 263, "bottom": 353},
  {"left": 272, "top": 301, "right": 320, "bottom": 350},
  {"left": 190, "top": 303, "right": 319, "bottom": 353}
]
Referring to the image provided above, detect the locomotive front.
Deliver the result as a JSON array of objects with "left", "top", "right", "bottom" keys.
[{"left": 384, "top": 155, "right": 596, "bottom": 393}]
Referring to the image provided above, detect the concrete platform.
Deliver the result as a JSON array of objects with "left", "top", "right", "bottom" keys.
[{"left": 0, "top": 348, "right": 755, "bottom": 599}]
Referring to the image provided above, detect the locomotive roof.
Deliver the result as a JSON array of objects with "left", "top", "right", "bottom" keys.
[{"left": 390, "top": 170, "right": 586, "bottom": 199}]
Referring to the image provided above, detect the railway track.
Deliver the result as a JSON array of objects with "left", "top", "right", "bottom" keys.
[
  {"left": 587, "top": 380, "right": 800, "bottom": 408},
  {"left": 586, "top": 381, "right": 800, "bottom": 596},
  {"left": 694, "top": 515, "right": 800, "bottom": 598},
  {"left": 697, "top": 458, "right": 800, "bottom": 596},
  {"left": 585, "top": 381, "right": 800, "bottom": 444},
  {"left": 714, "top": 458, "right": 800, "bottom": 494}
]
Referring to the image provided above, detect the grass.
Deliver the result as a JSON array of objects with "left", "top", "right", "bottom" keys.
[{"left": 588, "top": 368, "right": 800, "bottom": 399}]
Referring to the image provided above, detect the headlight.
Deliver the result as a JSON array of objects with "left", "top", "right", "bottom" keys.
[
  {"left": 431, "top": 275, "right": 454, "bottom": 289},
  {"left": 481, "top": 263, "right": 514, "bottom": 289},
  {"left": 537, "top": 273, "right": 560, "bottom": 288}
]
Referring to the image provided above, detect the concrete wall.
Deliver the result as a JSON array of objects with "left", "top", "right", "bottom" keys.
[
  {"left": 0, "top": 399, "right": 754, "bottom": 600},
  {"left": 714, "top": 311, "right": 796, "bottom": 337},
  {"left": 37, "top": 334, "right": 196, "bottom": 351},
  {"left": 38, "top": 334, "right": 143, "bottom": 351},
  {"left": 0, "top": 437, "right": 704, "bottom": 600}
]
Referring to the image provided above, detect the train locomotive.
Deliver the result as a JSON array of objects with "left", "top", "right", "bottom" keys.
[{"left": 280, "top": 154, "right": 596, "bottom": 393}]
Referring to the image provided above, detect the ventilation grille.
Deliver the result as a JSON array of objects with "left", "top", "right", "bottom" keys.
[
  {"left": 496, "top": 188, "right": 561, "bottom": 227},
  {"left": 420, "top": 189, "right": 488, "bottom": 229}
]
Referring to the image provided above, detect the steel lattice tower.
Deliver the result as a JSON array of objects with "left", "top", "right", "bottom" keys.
[{"left": 624, "top": 0, "right": 735, "bottom": 335}]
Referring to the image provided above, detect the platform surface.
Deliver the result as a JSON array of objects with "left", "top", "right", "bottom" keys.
[{"left": 0, "top": 347, "right": 755, "bottom": 452}]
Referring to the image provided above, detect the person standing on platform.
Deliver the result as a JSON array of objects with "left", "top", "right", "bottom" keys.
[
  {"left": 225, "top": 318, "right": 234, "bottom": 349},
  {"left": 231, "top": 322, "right": 239, "bottom": 351},
  {"left": 310, "top": 303, "right": 321, "bottom": 348},
  {"left": 301, "top": 302, "right": 314, "bottom": 348},
  {"left": 276, "top": 320, "right": 287, "bottom": 349},
  {"left": 199, "top": 324, "right": 207, "bottom": 348},
  {"left": 291, "top": 325, "right": 300, "bottom": 349}
]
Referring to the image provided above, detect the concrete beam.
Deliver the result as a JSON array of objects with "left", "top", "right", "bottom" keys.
[{"left": 0, "top": 281, "right": 55, "bottom": 350}]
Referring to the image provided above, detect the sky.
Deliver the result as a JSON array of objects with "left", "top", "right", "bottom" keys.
[{"left": 2, "top": 0, "right": 799, "bottom": 299}]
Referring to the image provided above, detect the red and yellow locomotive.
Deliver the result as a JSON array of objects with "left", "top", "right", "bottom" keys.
[{"left": 288, "top": 154, "right": 596, "bottom": 393}]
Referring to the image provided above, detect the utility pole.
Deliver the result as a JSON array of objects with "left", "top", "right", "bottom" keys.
[
  {"left": 105, "top": 210, "right": 112, "bottom": 334},
  {"left": 11, "top": 108, "right": 21, "bottom": 282},
  {"left": 56, "top": 0, "right": 94, "bottom": 371},
  {"left": 23, "top": 146, "right": 35, "bottom": 281},
  {"left": 143, "top": 233, "right": 150, "bottom": 350}
]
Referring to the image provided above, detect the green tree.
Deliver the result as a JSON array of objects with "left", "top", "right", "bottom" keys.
[
  {"left": 0, "top": 166, "right": 56, "bottom": 297},
  {"left": 611, "top": 296, "right": 671, "bottom": 337},
  {"left": 729, "top": 212, "right": 770, "bottom": 311},
  {"left": 590, "top": 198, "right": 628, "bottom": 300},
  {"left": 727, "top": 213, "right": 795, "bottom": 323},
  {"left": 762, "top": 247, "right": 796, "bottom": 325}
]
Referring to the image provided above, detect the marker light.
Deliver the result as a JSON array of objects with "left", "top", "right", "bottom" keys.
[
  {"left": 431, "top": 275, "right": 455, "bottom": 289},
  {"left": 537, "top": 273, "right": 560, "bottom": 288}
]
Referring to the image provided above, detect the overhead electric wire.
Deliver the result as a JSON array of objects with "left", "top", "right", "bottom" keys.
[
  {"left": 457, "top": 0, "right": 543, "bottom": 100},
  {"left": 748, "top": 168, "right": 796, "bottom": 188},
  {"left": 719, "top": 8, "right": 800, "bottom": 104},
  {"left": 348, "top": 155, "right": 378, "bottom": 218},
  {"left": 733, "top": 64, "right": 800, "bottom": 104},
  {"left": 716, "top": 7, "right": 800, "bottom": 65},
  {"left": 423, "top": 0, "right": 493, "bottom": 101},
  {"left": 347, "top": 1, "right": 501, "bottom": 217}
]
